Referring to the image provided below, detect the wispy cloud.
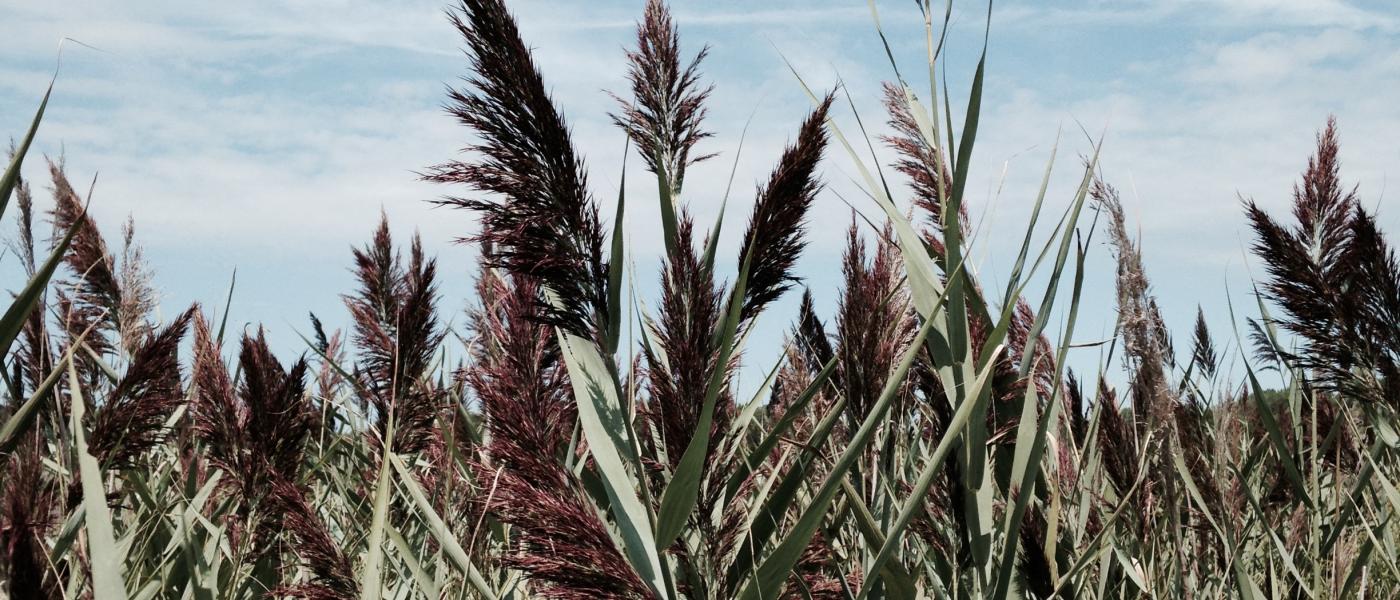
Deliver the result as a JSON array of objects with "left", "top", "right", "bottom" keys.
[
  {"left": 997, "top": 0, "right": 1397, "bottom": 31},
  {"left": 1, "top": 0, "right": 1396, "bottom": 392}
]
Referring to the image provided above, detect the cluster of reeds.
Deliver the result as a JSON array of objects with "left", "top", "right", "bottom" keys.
[{"left": 2, "top": 0, "right": 1398, "bottom": 598}]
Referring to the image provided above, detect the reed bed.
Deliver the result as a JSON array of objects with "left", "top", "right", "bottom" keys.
[{"left": 2, "top": 0, "right": 1398, "bottom": 598}]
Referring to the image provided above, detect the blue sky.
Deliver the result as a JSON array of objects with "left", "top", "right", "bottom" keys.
[{"left": 3, "top": 0, "right": 1398, "bottom": 396}]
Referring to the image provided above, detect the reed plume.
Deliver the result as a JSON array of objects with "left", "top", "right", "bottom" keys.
[
  {"left": 881, "top": 83, "right": 960, "bottom": 235},
  {"left": 611, "top": 0, "right": 714, "bottom": 191},
  {"left": 1091, "top": 176, "right": 1173, "bottom": 428},
  {"left": 834, "top": 220, "right": 915, "bottom": 422},
  {"left": 794, "top": 290, "right": 835, "bottom": 376},
  {"left": 6, "top": 147, "right": 38, "bottom": 274},
  {"left": 88, "top": 306, "right": 194, "bottom": 470},
  {"left": 344, "top": 215, "right": 444, "bottom": 455},
  {"left": 428, "top": 0, "right": 610, "bottom": 342},
  {"left": 1093, "top": 378, "right": 1138, "bottom": 502},
  {"left": 116, "top": 217, "right": 156, "bottom": 348},
  {"left": 490, "top": 475, "right": 655, "bottom": 599},
  {"left": 736, "top": 94, "right": 833, "bottom": 323},
  {"left": 1245, "top": 118, "right": 1400, "bottom": 406},
  {"left": 49, "top": 161, "right": 119, "bottom": 362},
  {"left": 0, "top": 433, "right": 59, "bottom": 599},
  {"left": 468, "top": 262, "right": 573, "bottom": 488},
  {"left": 466, "top": 254, "right": 649, "bottom": 598},
  {"left": 190, "top": 313, "right": 317, "bottom": 551},
  {"left": 1188, "top": 307, "right": 1218, "bottom": 379},
  {"left": 267, "top": 480, "right": 359, "bottom": 600},
  {"left": 642, "top": 216, "right": 727, "bottom": 471}
]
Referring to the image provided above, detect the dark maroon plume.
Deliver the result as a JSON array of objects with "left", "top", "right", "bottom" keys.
[
  {"left": 737, "top": 94, "right": 834, "bottom": 323},
  {"left": 427, "top": 0, "right": 610, "bottom": 342},
  {"left": 611, "top": 0, "right": 715, "bottom": 190}
]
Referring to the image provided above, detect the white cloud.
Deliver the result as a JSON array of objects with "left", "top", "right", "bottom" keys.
[{"left": 2, "top": 0, "right": 1397, "bottom": 392}]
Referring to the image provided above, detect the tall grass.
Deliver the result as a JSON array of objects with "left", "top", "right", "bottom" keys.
[{"left": 2, "top": 0, "right": 1398, "bottom": 598}]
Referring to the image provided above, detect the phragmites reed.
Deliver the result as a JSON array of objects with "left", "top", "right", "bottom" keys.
[
  {"left": 882, "top": 79, "right": 1063, "bottom": 424},
  {"left": 1245, "top": 118, "right": 1400, "bottom": 406},
  {"left": 87, "top": 306, "right": 195, "bottom": 470},
  {"left": 881, "top": 82, "right": 960, "bottom": 235},
  {"left": 427, "top": 0, "right": 610, "bottom": 342},
  {"left": 344, "top": 215, "right": 444, "bottom": 456},
  {"left": 834, "top": 220, "right": 915, "bottom": 422},
  {"left": 49, "top": 161, "right": 119, "bottom": 360},
  {"left": 466, "top": 256, "right": 650, "bottom": 598},
  {"left": 190, "top": 313, "right": 317, "bottom": 549},
  {"left": 10, "top": 1, "right": 1400, "bottom": 595},
  {"left": 190, "top": 313, "right": 241, "bottom": 481},
  {"left": 736, "top": 94, "right": 834, "bottom": 323},
  {"left": 610, "top": 0, "right": 715, "bottom": 191},
  {"left": 643, "top": 216, "right": 727, "bottom": 472},
  {"left": 48, "top": 162, "right": 157, "bottom": 357}
]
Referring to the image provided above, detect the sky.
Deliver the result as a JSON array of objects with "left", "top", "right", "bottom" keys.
[{"left": 2, "top": 0, "right": 1398, "bottom": 397}]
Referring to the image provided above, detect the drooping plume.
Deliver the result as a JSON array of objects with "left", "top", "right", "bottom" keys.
[
  {"left": 427, "top": 0, "right": 610, "bottom": 341},
  {"left": 881, "top": 82, "right": 960, "bottom": 235},
  {"left": 50, "top": 161, "right": 120, "bottom": 360},
  {"left": 736, "top": 94, "right": 833, "bottom": 323},
  {"left": 1091, "top": 176, "right": 1173, "bottom": 425},
  {"left": 88, "top": 307, "right": 195, "bottom": 470}
]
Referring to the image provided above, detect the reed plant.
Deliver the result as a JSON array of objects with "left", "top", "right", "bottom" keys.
[{"left": 2, "top": 0, "right": 1397, "bottom": 598}]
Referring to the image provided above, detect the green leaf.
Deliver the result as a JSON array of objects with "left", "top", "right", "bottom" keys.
[
  {"left": 724, "top": 354, "right": 837, "bottom": 501},
  {"left": 557, "top": 331, "right": 667, "bottom": 597},
  {"left": 0, "top": 208, "right": 81, "bottom": 359},
  {"left": 1242, "top": 362, "right": 1312, "bottom": 508},
  {"left": 605, "top": 144, "right": 628, "bottom": 354},
  {"left": 358, "top": 439, "right": 393, "bottom": 600},
  {"left": 0, "top": 80, "right": 51, "bottom": 220},
  {"left": 654, "top": 153, "right": 680, "bottom": 260},
  {"left": 654, "top": 252, "right": 750, "bottom": 548},
  {"left": 70, "top": 362, "right": 129, "bottom": 600},
  {"left": 388, "top": 453, "right": 496, "bottom": 599},
  {"left": 737, "top": 313, "right": 939, "bottom": 600},
  {"left": 384, "top": 520, "right": 440, "bottom": 598},
  {"left": 855, "top": 345, "right": 1004, "bottom": 600},
  {"left": 701, "top": 107, "right": 755, "bottom": 275},
  {"left": 990, "top": 230, "right": 1087, "bottom": 598}
]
